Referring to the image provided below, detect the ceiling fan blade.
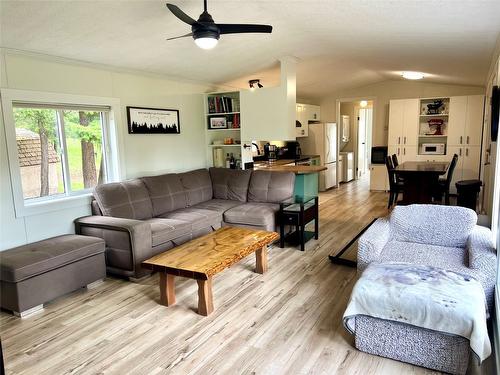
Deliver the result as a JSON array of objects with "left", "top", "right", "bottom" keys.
[
  {"left": 217, "top": 24, "right": 273, "bottom": 35},
  {"left": 166, "top": 32, "right": 193, "bottom": 41},
  {"left": 166, "top": 3, "right": 197, "bottom": 25}
]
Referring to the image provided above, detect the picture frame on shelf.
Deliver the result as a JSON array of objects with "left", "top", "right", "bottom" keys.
[
  {"left": 127, "top": 106, "right": 180, "bottom": 134},
  {"left": 209, "top": 117, "right": 227, "bottom": 129}
]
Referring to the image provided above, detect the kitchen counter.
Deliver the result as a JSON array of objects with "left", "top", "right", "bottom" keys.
[
  {"left": 254, "top": 164, "right": 326, "bottom": 175},
  {"left": 253, "top": 155, "right": 322, "bottom": 174},
  {"left": 253, "top": 158, "right": 324, "bottom": 198}
]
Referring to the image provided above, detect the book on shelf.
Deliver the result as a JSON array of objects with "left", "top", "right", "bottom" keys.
[{"left": 208, "top": 95, "right": 240, "bottom": 114}]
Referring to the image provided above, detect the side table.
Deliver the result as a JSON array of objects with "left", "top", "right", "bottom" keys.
[{"left": 279, "top": 196, "right": 319, "bottom": 251}]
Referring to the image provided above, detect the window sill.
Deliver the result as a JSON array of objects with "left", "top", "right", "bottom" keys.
[{"left": 16, "top": 193, "right": 93, "bottom": 218}]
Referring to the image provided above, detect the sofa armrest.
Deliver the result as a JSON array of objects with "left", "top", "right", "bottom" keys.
[
  {"left": 75, "top": 216, "right": 152, "bottom": 276},
  {"left": 357, "top": 218, "right": 391, "bottom": 272},
  {"left": 467, "top": 225, "right": 496, "bottom": 273}
]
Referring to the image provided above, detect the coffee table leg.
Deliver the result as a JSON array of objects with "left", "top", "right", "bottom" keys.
[
  {"left": 197, "top": 278, "right": 214, "bottom": 316},
  {"left": 255, "top": 245, "right": 268, "bottom": 274},
  {"left": 159, "top": 273, "right": 176, "bottom": 306}
]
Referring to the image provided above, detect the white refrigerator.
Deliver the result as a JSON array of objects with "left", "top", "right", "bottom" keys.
[{"left": 300, "top": 122, "right": 337, "bottom": 191}]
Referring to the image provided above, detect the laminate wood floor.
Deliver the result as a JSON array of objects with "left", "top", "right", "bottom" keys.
[{"left": 0, "top": 177, "right": 486, "bottom": 374}]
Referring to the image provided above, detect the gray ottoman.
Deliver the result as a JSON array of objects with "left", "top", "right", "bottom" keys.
[
  {"left": 355, "top": 315, "right": 470, "bottom": 375},
  {"left": 0, "top": 234, "right": 105, "bottom": 317}
]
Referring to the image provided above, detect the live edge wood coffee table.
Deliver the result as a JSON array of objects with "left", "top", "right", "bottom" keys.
[{"left": 142, "top": 227, "right": 279, "bottom": 316}]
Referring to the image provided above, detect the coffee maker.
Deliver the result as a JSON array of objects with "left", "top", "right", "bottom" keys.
[
  {"left": 264, "top": 143, "right": 278, "bottom": 162},
  {"left": 284, "top": 141, "right": 302, "bottom": 159}
]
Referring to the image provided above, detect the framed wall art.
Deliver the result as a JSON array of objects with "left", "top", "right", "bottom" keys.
[{"left": 127, "top": 106, "right": 180, "bottom": 134}]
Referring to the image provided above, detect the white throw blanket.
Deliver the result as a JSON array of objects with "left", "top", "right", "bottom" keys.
[{"left": 343, "top": 262, "right": 491, "bottom": 362}]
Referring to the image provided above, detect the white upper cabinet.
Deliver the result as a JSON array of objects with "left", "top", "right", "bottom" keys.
[
  {"left": 307, "top": 105, "right": 321, "bottom": 121},
  {"left": 403, "top": 99, "right": 419, "bottom": 146},
  {"left": 296, "top": 103, "right": 321, "bottom": 138},
  {"left": 448, "top": 95, "right": 484, "bottom": 147},
  {"left": 388, "top": 98, "right": 419, "bottom": 153},
  {"left": 448, "top": 96, "right": 467, "bottom": 146},
  {"left": 296, "top": 103, "right": 308, "bottom": 137},
  {"left": 388, "top": 99, "right": 404, "bottom": 145},
  {"left": 465, "top": 95, "right": 484, "bottom": 146}
]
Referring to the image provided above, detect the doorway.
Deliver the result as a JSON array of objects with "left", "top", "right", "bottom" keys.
[
  {"left": 336, "top": 99, "right": 374, "bottom": 186},
  {"left": 358, "top": 107, "right": 373, "bottom": 178}
]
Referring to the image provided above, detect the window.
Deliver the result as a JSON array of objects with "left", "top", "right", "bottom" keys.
[
  {"left": 1, "top": 89, "right": 122, "bottom": 217},
  {"left": 13, "top": 105, "right": 110, "bottom": 200}
]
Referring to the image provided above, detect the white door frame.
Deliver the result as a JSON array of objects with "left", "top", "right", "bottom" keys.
[{"left": 336, "top": 97, "right": 376, "bottom": 180}]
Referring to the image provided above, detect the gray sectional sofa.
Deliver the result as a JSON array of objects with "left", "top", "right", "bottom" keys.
[{"left": 75, "top": 168, "right": 295, "bottom": 279}]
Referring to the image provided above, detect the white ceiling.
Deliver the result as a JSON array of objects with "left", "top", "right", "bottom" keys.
[{"left": 1, "top": 0, "right": 500, "bottom": 99}]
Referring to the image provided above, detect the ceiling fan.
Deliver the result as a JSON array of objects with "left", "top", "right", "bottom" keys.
[{"left": 166, "top": 0, "right": 273, "bottom": 49}]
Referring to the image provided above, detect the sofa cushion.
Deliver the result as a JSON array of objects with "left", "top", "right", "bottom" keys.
[
  {"left": 178, "top": 169, "right": 213, "bottom": 206},
  {"left": 193, "top": 199, "right": 244, "bottom": 214},
  {"left": 159, "top": 207, "right": 222, "bottom": 231},
  {"left": 94, "top": 179, "right": 153, "bottom": 220},
  {"left": 209, "top": 168, "right": 252, "bottom": 202},
  {"left": 141, "top": 173, "right": 187, "bottom": 216},
  {"left": 144, "top": 218, "right": 192, "bottom": 247},
  {"left": 223, "top": 202, "right": 280, "bottom": 231},
  {"left": 248, "top": 171, "right": 295, "bottom": 203},
  {"left": 0, "top": 235, "right": 105, "bottom": 282},
  {"left": 390, "top": 205, "right": 477, "bottom": 248}
]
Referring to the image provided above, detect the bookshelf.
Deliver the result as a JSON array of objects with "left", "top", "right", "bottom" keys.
[{"left": 204, "top": 91, "right": 244, "bottom": 169}]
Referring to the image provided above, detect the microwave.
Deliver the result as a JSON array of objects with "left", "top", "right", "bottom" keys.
[
  {"left": 420, "top": 143, "right": 446, "bottom": 155},
  {"left": 371, "top": 146, "right": 388, "bottom": 164}
]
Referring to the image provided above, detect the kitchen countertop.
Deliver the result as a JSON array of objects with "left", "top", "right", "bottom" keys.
[{"left": 253, "top": 161, "right": 326, "bottom": 174}]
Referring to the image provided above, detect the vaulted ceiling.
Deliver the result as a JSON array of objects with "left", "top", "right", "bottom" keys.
[{"left": 1, "top": 0, "right": 499, "bottom": 99}]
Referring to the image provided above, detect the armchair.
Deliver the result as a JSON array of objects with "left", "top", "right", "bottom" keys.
[{"left": 358, "top": 204, "right": 497, "bottom": 311}]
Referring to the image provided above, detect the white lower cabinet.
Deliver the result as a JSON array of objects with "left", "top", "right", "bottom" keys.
[
  {"left": 388, "top": 145, "right": 417, "bottom": 163},
  {"left": 370, "top": 164, "right": 389, "bottom": 191},
  {"left": 462, "top": 146, "right": 481, "bottom": 181},
  {"left": 338, "top": 155, "right": 345, "bottom": 183}
]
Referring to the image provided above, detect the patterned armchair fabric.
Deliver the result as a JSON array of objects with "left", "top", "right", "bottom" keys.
[{"left": 358, "top": 205, "right": 497, "bottom": 311}]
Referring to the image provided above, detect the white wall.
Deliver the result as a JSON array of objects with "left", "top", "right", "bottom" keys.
[
  {"left": 319, "top": 80, "right": 485, "bottom": 147},
  {"left": 0, "top": 50, "right": 210, "bottom": 250}
]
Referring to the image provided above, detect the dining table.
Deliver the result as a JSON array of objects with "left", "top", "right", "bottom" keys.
[{"left": 394, "top": 161, "right": 449, "bottom": 205}]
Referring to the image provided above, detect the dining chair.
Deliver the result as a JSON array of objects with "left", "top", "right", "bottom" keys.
[
  {"left": 435, "top": 154, "right": 459, "bottom": 205},
  {"left": 385, "top": 156, "right": 404, "bottom": 208},
  {"left": 391, "top": 154, "right": 399, "bottom": 167},
  {"left": 392, "top": 154, "right": 405, "bottom": 183}
]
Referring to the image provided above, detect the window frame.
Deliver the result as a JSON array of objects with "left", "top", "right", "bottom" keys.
[{"left": 1, "top": 89, "right": 124, "bottom": 217}]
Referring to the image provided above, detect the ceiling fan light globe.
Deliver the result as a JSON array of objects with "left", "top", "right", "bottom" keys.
[{"left": 194, "top": 37, "right": 218, "bottom": 49}]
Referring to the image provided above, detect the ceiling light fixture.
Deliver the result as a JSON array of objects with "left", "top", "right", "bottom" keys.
[
  {"left": 249, "top": 79, "right": 263, "bottom": 90},
  {"left": 402, "top": 71, "right": 425, "bottom": 80},
  {"left": 360, "top": 100, "right": 368, "bottom": 108},
  {"left": 194, "top": 36, "right": 219, "bottom": 49}
]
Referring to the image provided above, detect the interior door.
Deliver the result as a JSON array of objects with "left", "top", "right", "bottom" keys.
[
  {"left": 358, "top": 109, "right": 367, "bottom": 177},
  {"left": 325, "top": 123, "right": 337, "bottom": 163}
]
